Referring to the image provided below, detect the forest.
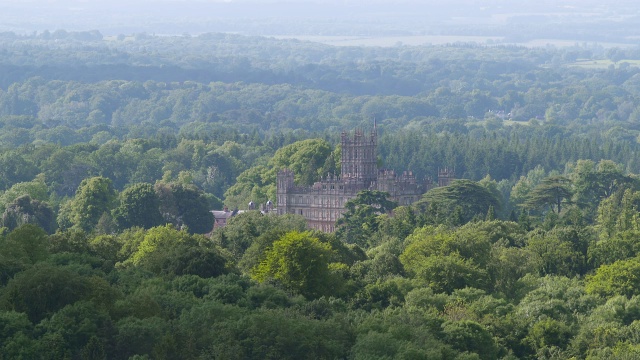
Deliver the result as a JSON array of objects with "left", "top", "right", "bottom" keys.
[{"left": 3, "top": 31, "right": 640, "bottom": 359}]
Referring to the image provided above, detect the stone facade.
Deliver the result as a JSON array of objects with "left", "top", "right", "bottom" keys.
[{"left": 276, "top": 127, "right": 453, "bottom": 232}]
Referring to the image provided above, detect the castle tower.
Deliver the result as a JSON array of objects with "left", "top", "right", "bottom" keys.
[
  {"left": 276, "top": 169, "right": 295, "bottom": 215},
  {"left": 341, "top": 126, "right": 377, "bottom": 186},
  {"left": 438, "top": 167, "right": 456, "bottom": 187}
]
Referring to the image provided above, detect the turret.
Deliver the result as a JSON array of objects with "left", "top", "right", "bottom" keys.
[
  {"left": 340, "top": 124, "right": 377, "bottom": 186},
  {"left": 438, "top": 167, "right": 456, "bottom": 187},
  {"left": 276, "top": 169, "right": 295, "bottom": 215}
]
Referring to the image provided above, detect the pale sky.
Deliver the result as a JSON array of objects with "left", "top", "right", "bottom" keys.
[{"left": 1, "top": 0, "right": 638, "bottom": 42}]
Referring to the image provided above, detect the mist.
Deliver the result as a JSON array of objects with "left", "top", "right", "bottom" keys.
[{"left": 2, "top": 0, "right": 639, "bottom": 46}]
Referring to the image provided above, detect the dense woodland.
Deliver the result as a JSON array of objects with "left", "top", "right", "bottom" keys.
[{"left": 4, "top": 31, "right": 640, "bottom": 359}]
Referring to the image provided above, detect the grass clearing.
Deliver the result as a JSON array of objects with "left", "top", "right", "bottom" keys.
[{"left": 569, "top": 59, "right": 640, "bottom": 69}]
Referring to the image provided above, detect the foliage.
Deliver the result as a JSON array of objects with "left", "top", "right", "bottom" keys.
[
  {"left": 0, "top": 175, "right": 49, "bottom": 213},
  {"left": 524, "top": 176, "right": 573, "bottom": 214},
  {"left": 3, "top": 31, "right": 640, "bottom": 359},
  {"left": 268, "top": 138, "right": 333, "bottom": 185},
  {"left": 70, "top": 177, "right": 117, "bottom": 233},
  {"left": 442, "top": 320, "right": 498, "bottom": 360},
  {"left": 251, "top": 231, "right": 338, "bottom": 299},
  {"left": 335, "top": 190, "right": 397, "bottom": 247},
  {"left": 416, "top": 180, "right": 501, "bottom": 225},
  {"left": 0, "top": 264, "right": 90, "bottom": 323},
  {"left": 213, "top": 211, "right": 308, "bottom": 261},
  {"left": 126, "top": 225, "right": 231, "bottom": 278},
  {"left": 1, "top": 195, "right": 56, "bottom": 233},
  {"left": 586, "top": 257, "right": 640, "bottom": 298},
  {"left": 0, "top": 224, "right": 49, "bottom": 275},
  {"left": 154, "top": 182, "right": 213, "bottom": 234},
  {"left": 113, "top": 182, "right": 163, "bottom": 230}
]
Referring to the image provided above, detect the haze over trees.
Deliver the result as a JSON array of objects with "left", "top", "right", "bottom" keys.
[
  {"left": 2, "top": 26, "right": 640, "bottom": 358},
  {"left": 2, "top": 0, "right": 639, "bottom": 47}
]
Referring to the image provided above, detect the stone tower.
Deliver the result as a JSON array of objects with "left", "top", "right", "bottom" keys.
[
  {"left": 438, "top": 167, "right": 456, "bottom": 187},
  {"left": 276, "top": 169, "right": 295, "bottom": 215},
  {"left": 340, "top": 126, "right": 377, "bottom": 186}
]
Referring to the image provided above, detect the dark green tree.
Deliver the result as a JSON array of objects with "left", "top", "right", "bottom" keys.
[
  {"left": 0, "top": 224, "right": 49, "bottom": 268},
  {"left": 442, "top": 320, "right": 498, "bottom": 360},
  {"left": 524, "top": 176, "right": 572, "bottom": 214},
  {"left": 1, "top": 195, "right": 56, "bottom": 233},
  {"left": 155, "top": 182, "right": 213, "bottom": 234},
  {"left": 113, "top": 182, "right": 163, "bottom": 230},
  {"left": 571, "top": 160, "right": 633, "bottom": 205},
  {"left": 0, "top": 264, "right": 89, "bottom": 322},
  {"left": 416, "top": 180, "right": 501, "bottom": 225},
  {"left": 335, "top": 190, "right": 397, "bottom": 247}
]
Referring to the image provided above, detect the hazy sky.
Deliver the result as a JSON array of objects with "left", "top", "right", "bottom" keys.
[{"left": 2, "top": 0, "right": 639, "bottom": 44}]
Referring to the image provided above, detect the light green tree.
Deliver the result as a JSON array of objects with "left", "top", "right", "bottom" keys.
[
  {"left": 70, "top": 177, "right": 117, "bottom": 232},
  {"left": 251, "top": 231, "right": 337, "bottom": 299},
  {"left": 586, "top": 257, "right": 640, "bottom": 297},
  {"left": 0, "top": 174, "right": 49, "bottom": 213}
]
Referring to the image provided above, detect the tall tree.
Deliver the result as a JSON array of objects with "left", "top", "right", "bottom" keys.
[
  {"left": 251, "top": 231, "right": 337, "bottom": 299},
  {"left": 267, "top": 138, "right": 333, "bottom": 186},
  {"left": 415, "top": 180, "right": 501, "bottom": 225},
  {"left": 524, "top": 176, "right": 573, "bottom": 214},
  {"left": 112, "top": 182, "right": 163, "bottom": 230},
  {"left": 69, "top": 177, "right": 117, "bottom": 233},
  {"left": 335, "top": 190, "right": 397, "bottom": 247},
  {"left": 1, "top": 195, "right": 56, "bottom": 233},
  {"left": 128, "top": 225, "right": 230, "bottom": 277},
  {"left": 571, "top": 160, "right": 636, "bottom": 214},
  {"left": 0, "top": 174, "right": 49, "bottom": 213},
  {"left": 155, "top": 182, "right": 213, "bottom": 234}
]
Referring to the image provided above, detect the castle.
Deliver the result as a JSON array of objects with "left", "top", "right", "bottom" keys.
[{"left": 276, "top": 126, "right": 455, "bottom": 232}]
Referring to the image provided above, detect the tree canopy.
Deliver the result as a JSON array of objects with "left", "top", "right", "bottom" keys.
[{"left": 2, "top": 29, "right": 640, "bottom": 360}]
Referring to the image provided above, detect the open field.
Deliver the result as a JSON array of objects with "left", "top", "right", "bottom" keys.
[
  {"left": 569, "top": 59, "right": 640, "bottom": 69},
  {"left": 269, "top": 35, "right": 504, "bottom": 47},
  {"left": 270, "top": 35, "right": 637, "bottom": 48}
]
